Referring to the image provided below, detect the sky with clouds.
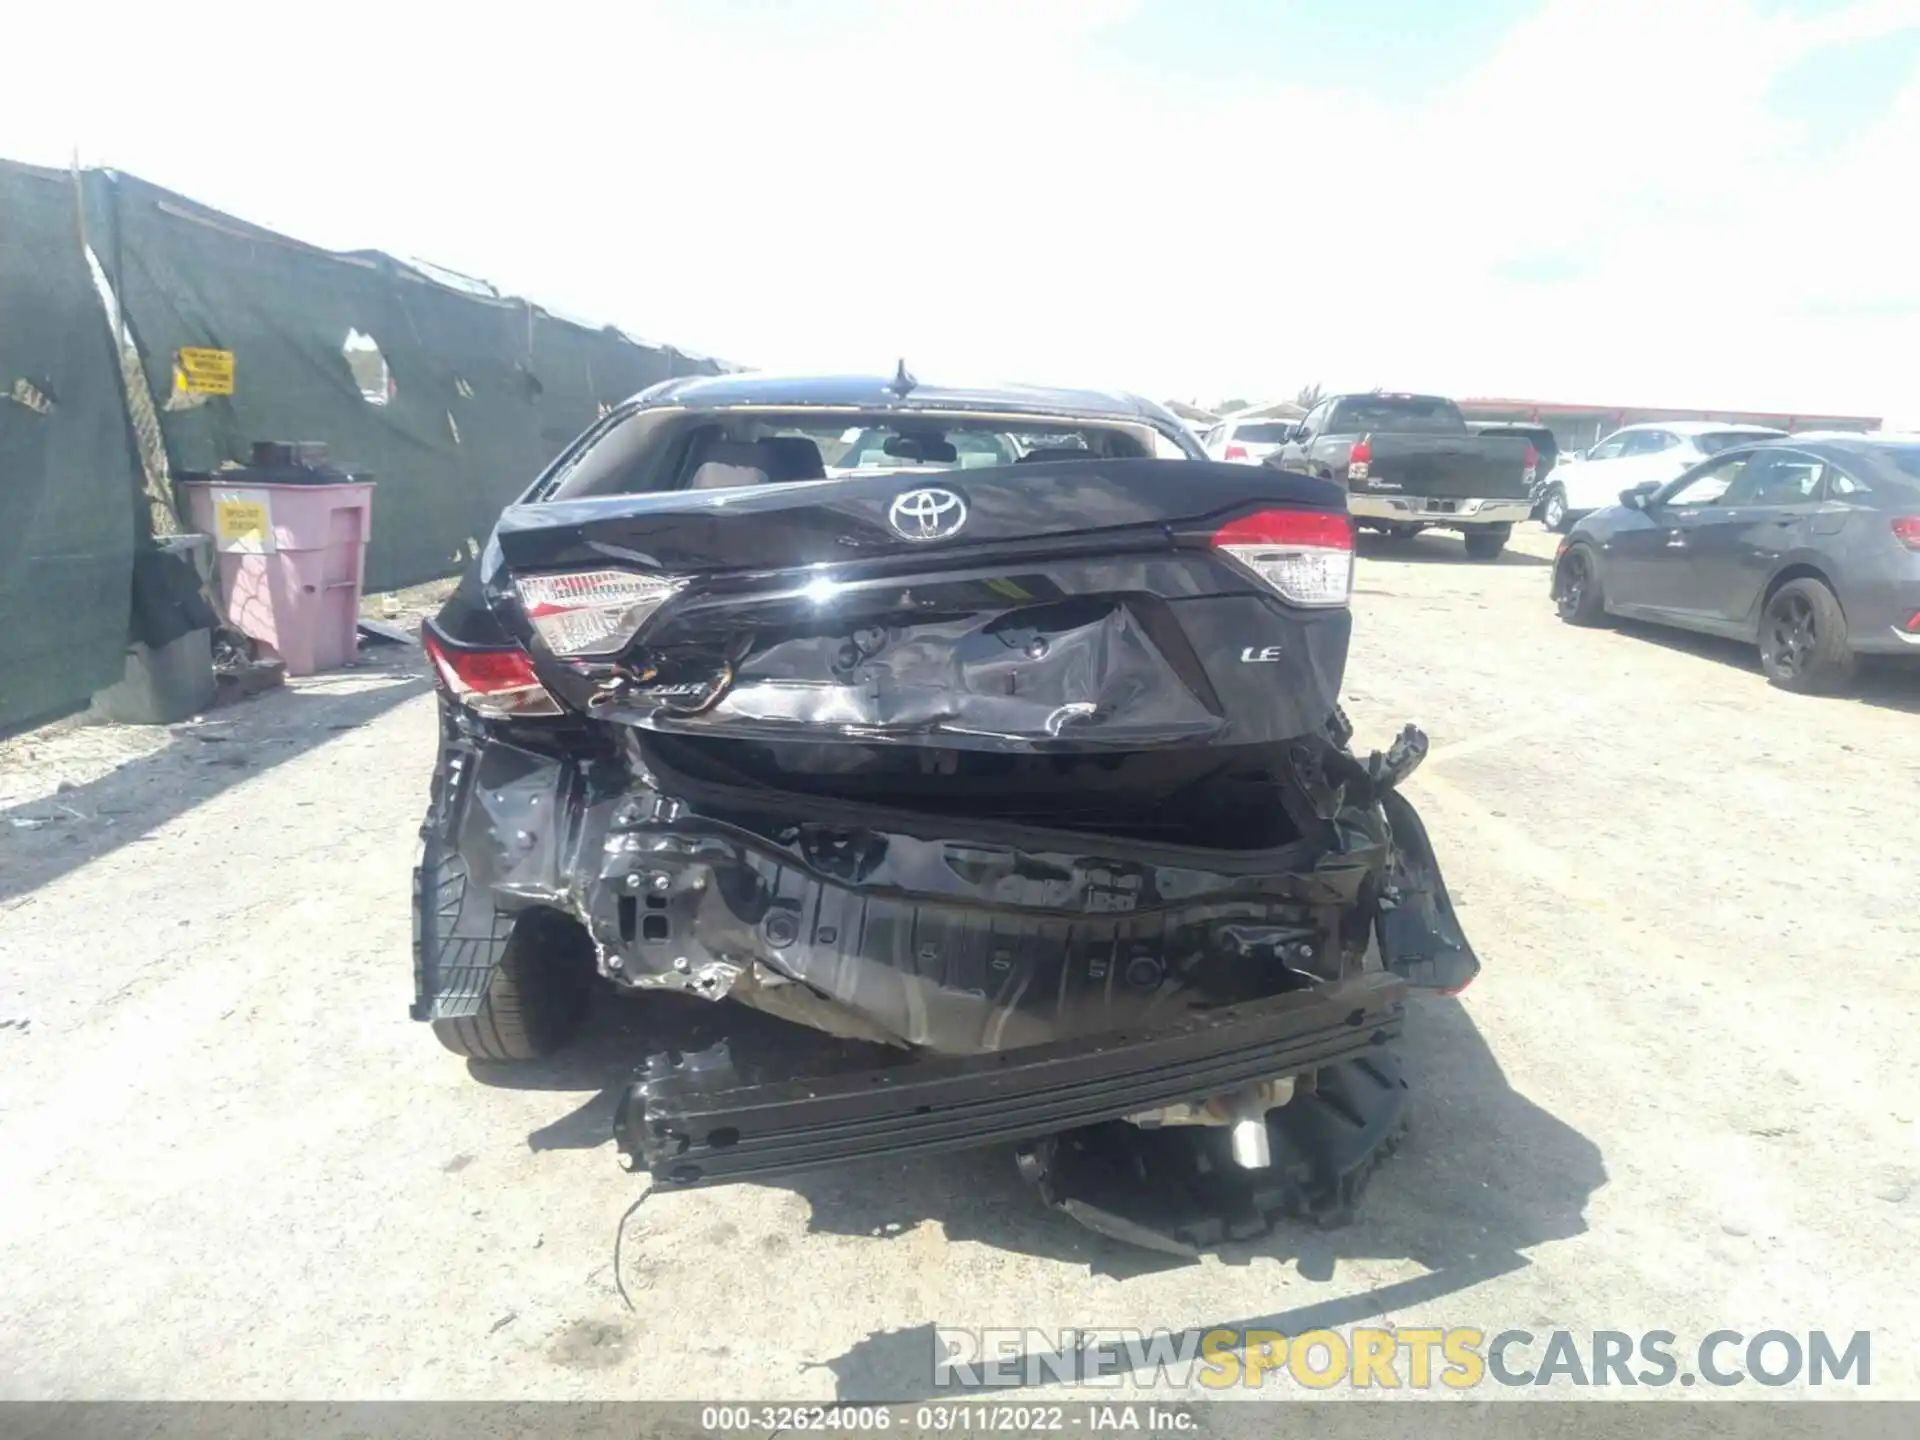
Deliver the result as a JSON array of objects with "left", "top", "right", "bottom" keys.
[{"left": 5, "top": 0, "right": 1917, "bottom": 420}]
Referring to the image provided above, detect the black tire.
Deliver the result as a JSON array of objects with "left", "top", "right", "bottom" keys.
[
  {"left": 1758, "top": 577, "right": 1855, "bottom": 694},
  {"left": 432, "top": 909, "right": 592, "bottom": 1061},
  {"left": 1539, "top": 484, "right": 1570, "bottom": 532},
  {"left": 1553, "top": 544, "right": 1609, "bottom": 626},
  {"left": 1463, "top": 527, "right": 1508, "bottom": 562}
]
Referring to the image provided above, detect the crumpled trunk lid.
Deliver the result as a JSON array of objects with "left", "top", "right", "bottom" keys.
[{"left": 491, "top": 458, "right": 1354, "bottom": 752}]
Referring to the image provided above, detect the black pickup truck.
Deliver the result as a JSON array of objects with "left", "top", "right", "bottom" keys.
[{"left": 1269, "top": 393, "right": 1539, "bottom": 560}]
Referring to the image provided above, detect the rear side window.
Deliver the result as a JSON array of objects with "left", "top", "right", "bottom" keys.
[
  {"left": 1235, "top": 422, "right": 1294, "bottom": 442},
  {"left": 1825, "top": 467, "right": 1871, "bottom": 497},
  {"left": 1328, "top": 396, "right": 1466, "bottom": 433}
]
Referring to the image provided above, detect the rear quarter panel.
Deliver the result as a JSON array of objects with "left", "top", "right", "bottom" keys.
[{"left": 1825, "top": 507, "right": 1920, "bottom": 652}]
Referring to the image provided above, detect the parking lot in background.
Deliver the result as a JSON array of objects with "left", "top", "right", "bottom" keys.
[{"left": 2, "top": 525, "right": 1916, "bottom": 1400}]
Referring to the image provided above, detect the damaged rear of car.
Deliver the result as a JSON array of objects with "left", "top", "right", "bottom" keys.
[{"left": 412, "top": 372, "right": 1478, "bottom": 1247}]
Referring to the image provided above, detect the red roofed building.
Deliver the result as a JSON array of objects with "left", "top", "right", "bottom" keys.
[{"left": 1458, "top": 397, "right": 1882, "bottom": 451}]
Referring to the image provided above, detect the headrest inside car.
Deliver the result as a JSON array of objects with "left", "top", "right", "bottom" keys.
[{"left": 687, "top": 437, "right": 827, "bottom": 490}]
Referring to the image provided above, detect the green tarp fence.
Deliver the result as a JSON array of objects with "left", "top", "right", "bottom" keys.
[
  {"left": 0, "top": 158, "right": 723, "bottom": 730},
  {"left": 84, "top": 169, "right": 721, "bottom": 593},
  {"left": 0, "top": 160, "right": 144, "bottom": 731}
]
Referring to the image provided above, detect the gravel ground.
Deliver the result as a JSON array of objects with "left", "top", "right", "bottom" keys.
[{"left": 2, "top": 526, "right": 1916, "bottom": 1402}]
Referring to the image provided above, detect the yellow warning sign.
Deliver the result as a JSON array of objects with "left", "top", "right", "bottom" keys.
[
  {"left": 174, "top": 347, "right": 236, "bottom": 396},
  {"left": 214, "top": 497, "right": 271, "bottom": 551}
]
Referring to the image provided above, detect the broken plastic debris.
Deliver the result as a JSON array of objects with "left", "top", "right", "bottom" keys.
[{"left": 8, "top": 377, "right": 54, "bottom": 415}]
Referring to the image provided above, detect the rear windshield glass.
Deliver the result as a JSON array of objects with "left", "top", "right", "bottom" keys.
[
  {"left": 1329, "top": 396, "right": 1466, "bottom": 433},
  {"left": 1234, "top": 422, "right": 1294, "bottom": 442},
  {"left": 1475, "top": 426, "right": 1554, "bottom": 447},
  {"left": 1697, "top": 430, "right": 1783, "bottom": 455},
  {"left": 802, "top": 421, "right": 1143, "bottom": 476},
  {"left": 539, "top": 409, "right": 1161, "bottom": 499}
]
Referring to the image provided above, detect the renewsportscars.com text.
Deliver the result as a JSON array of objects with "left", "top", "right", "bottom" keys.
[{"left": 934, "top": 1327, "right": 1871, "bottom": 1391}]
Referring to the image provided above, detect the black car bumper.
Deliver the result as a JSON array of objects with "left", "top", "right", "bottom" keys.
[
  {"left": 614, "top": 971, "right": 1406, "bottom": 1186},
  {"left": 418, "top": 698, "right": 1475, "bottom": 1032}
]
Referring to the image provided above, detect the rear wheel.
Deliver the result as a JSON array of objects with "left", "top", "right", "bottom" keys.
[
  {"left": 1463, "top": 527, "right": 1509, "bottom": 562},
  {"left": 431, "top": 909, "right": 592, "bottom": 1061},
  {"left": 1539, "top": 484, "right": 1569, "bottom": 532},
  {"left": 1553, "top": 545, "right": 1609, "bottom": 625},
  {"left": 1758, "top": 577, "right": 1855, "bottom": 694}
]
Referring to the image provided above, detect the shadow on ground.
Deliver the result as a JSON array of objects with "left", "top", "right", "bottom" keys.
[
  {"left": 483, "top": 987, "right": 1603, "bottom": 1401},
  {"left": 1355, "top": 532, "right": 1552, "bottom": 568},
  {"left": 1611, "top": 618, "right": 1920, "bottom": 715},
  {"left": 0, "top": 659, "right": 430, "bottom": 905}
]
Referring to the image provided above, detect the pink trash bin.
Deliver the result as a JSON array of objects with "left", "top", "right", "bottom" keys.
[{"left": 181, "top": 477, "right": 376, "bottom": 676}]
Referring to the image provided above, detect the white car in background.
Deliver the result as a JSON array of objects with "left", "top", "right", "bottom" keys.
[
  {"left": 1538, "top": 421, "right": 1786, "bottom": 530},
  {"left": 1203, "top": 417, "right": 1299, "bottom": 465}
]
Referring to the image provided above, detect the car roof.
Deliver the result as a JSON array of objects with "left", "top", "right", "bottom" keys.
[
  {"left": 1772, "top": 430, "right": 1914, "bottom": 445},
  {"left": 1754, "top": 433, "right": 1919, "bottom": 457},
  {"left": 1617, "top": 420, "right": 1788, "bottom": 436},
  {"left": 629, "top": 371, "right": 1174, "bottom": 425}
]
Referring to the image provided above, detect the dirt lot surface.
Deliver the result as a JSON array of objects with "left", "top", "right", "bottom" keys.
[{"left": 3, "top": 526, "right": 1917, "bottom": 1402}]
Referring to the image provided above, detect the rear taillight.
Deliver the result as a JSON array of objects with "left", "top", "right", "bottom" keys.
[
  {"left": 1225, "top": 444, "right": 1249, "bottom": 461},
  {"left": 1211, "top": 508, "right": 1355, "bottom": 608},
  {"left": 1892, "top": 517, "right": 1920, "bottom": 551},
  {"left": 515, "top": 568, "right": 684, "bottom": 657},
  {"left": 1346, "top": 436, "right": 1373, "bottom": 482},
  {"left": 1523, "top": 443, "right": 1540, "bottom": 486},
  {"left": 422, "top": 631, "right": 562, "bottom": 718}
]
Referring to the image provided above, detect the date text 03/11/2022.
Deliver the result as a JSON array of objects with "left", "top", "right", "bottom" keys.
[{"left": 698, "top": 1406, "right": 1195, "bottom": 1432}]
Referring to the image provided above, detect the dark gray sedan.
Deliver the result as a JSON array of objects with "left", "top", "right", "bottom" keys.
[{"left": 1550, "top": 435, "right": 1920, "bottom": 693}]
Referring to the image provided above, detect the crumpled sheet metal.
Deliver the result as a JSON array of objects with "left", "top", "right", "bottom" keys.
[
  {"left": 418, "top": 718, "right": 1478, "bottom": 1054},
  {"left": 592, "top": 600, "right": 1225, "bottom": 749}
]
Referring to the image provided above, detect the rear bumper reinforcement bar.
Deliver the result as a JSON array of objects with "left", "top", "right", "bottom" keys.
[{"left": 614, "top": 971, "right": 1407, "bottom": 1186}]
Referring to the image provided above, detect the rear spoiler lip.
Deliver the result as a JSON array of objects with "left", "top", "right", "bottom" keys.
[{"left": 489, "top": 457, "right": 1350, "bottom": 576}]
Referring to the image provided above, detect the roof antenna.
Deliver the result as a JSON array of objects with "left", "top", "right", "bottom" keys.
[{"left": 887, "top": 358, "right": 918, "bottom": 397}]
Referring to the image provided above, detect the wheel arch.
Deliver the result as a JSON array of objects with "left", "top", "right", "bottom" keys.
[{"left": 1755, "top": 561, "right": 1843, "bottom": 633}]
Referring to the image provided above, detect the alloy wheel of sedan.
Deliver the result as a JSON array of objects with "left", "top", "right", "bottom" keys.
[
  {"left": 1757, "top": 578, "right": 1856, "bottom": 693},
  {"left": 1763, "top": 590, "right": 1818, "bottom": 677},
  {"left": 1555, "top": 550, "right": 1588, "bottom": 616}
]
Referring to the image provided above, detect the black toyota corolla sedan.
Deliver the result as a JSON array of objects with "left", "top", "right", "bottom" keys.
[{"left": 1550, "top": 433, "right": 1920, "bottom": 693}]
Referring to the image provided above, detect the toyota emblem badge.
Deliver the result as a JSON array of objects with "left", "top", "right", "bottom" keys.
[{"left": 887, "top": 487, "right": 968, "bottom": 542}]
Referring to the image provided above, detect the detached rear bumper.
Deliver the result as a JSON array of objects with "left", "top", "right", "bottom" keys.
[
  {"left": 1349, "top": 495, "right": 1532, "bottom": 526},
  {"left": 614, "top": 971, "right": 1406, "bottom": 1186}
]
